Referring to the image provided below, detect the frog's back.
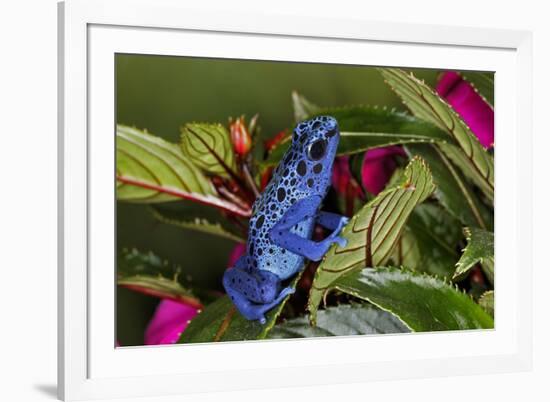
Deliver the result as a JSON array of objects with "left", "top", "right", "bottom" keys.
[
  {"left": 246, "top": 168, "right": 312, "bottom": 279},
  {"left": 247, "top": 117, "right": 338, "bottom": 278}
]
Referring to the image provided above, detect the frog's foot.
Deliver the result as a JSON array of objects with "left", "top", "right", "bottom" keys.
[
  {"left": 224, "top": 285, "right": 295, "bottom": 324},
  {"left": 254, "top": 286, "right": 296, "bottom": 324},
  {"left": 331, "top": 217, "right": 349, "bottom": 238},
  {"left": 326, "top": 215, "right": 349, "bottom": 249},
  {"left": 223, "top": 267, "right": 295, "bottom": 323},
  {"left": 316, "top": 211, "right": 349, "bottom": 233},
  {"left": 275, "top": 286, "right": 296, "bottom": 303},
  {"left": 337, "top": 216, "right": 350, "bottom": 231},
  {"left": 328, "top": 232, "right": 348, "bottom": 248},
  {"left": 307, "top": 230, "right": 347, "bottom": 260},
  {"left": 252, "top": 287, "right": 296, "bottom": 324}
]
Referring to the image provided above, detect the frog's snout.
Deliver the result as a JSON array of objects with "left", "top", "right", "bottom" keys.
[{"left": 322, "top": 115, "right": 338, "bottom": 130}]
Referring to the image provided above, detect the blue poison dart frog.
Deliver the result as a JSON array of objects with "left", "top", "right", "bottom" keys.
[{"left": 223, "top": 116, "right": 349, "bottom": 324}]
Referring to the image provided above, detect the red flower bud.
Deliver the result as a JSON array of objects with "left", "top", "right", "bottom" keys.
[{"left": 230, "top": 116, "right": 252, "bottom": 157}]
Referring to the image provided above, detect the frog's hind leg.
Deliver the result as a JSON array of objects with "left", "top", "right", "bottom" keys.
[
  {"left": 223, "top": 257, "right": 295, "bottom": 324},
  {"left": 224, "top": 264, "right": 279, "bottom": 305}
]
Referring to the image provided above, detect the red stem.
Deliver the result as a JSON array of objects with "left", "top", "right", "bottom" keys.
[{"left": 117, "top": 175, "right": 252, "bottom": 217}]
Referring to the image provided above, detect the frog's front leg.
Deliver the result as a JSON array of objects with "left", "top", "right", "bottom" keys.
[
  {"left": 222, "top": 256, "right": 295, "bottom": 324},
  {"left": 270, "top": 196, "right": 347, "bottom": 261},
  {"left": 316, "top": 211, "right": 350, "bottom": 232}
]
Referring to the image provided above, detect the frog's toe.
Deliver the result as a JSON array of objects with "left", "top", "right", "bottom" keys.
[
  {"left": 333, "top": 236, "right": 347, "bottom": 248},
  {"left": 335, "top": 219, "right": 349, "bottom": 234},
  {"left": 270, "top": 287, "right": 293, "bottom": 305},
  {"left": 258, "top": 316, "right": 267, "bottom": 325},
  {"left": 279, "top": 286, "right": 295, "bottom": 299}
]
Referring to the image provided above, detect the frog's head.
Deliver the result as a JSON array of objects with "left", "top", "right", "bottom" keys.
[
  {"left": 292, "top": 115, "right": 340, "bottom": 166},
  {"left": 285, "top": 116, "right": 340, "bottom": 195}
]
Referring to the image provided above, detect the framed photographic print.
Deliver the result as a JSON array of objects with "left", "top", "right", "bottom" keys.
[{"left": 58, "top": 0, "right": 533, "bottom": 400}]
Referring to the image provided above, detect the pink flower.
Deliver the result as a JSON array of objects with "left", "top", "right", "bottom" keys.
[
  {"left": 331, "top": 156, "right": 362, "bottom": 196},
  {"left": 331, "top": 156, "right": 364, "bottom": 215},
  {"left": 436, "top": 71, "right": 494, "bottom": 148},
  {"left": 143, "top": 242, "right": 247, "bottom": 346},
  {"left": 361, "top": 146, "right": 405, "bottom": 195},
  {"left": 144, "top": 299, "right": 199, "bottom": 345}
]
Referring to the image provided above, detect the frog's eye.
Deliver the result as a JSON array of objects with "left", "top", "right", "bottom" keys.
[{"left": 307, "top": 139, "right": 328, "bottom": 161}]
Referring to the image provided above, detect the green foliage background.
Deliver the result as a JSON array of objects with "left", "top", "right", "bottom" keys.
[{"left": 116, "top": 54, "right": 440, "bottom": 345}]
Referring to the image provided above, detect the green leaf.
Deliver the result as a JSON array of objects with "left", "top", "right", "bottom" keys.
[
  {"left": 117, "top": 125, "right": 251, "bottom": 217},
  {"left": 406, "top": 143, "right": 492, "bottom": 230},
  {"left": 478, "top": 290, "right": 494, "bottom": 318},
  {"left": 116, "top": 125, "right": 216, "bottom": 202},
  {"left": 151, "top": 205, "right": 246, "bottom": 244},
  {"left": 178, "top": 274, "right": 301, "bottom": 343},
  {"left": 438, "top": 143, "right": 494, "bottom": 202},
  {"left": 383, "top": 166, "right": 406, "bottom": 189},
  {"left": 263, "top": 106, "right": 450, "bottom": 168},
  {"left": 390, "top": 203, "right": 462, "bottom": 279},
  {"left": 332, "top": 106, "right": 450, "bottom": 154},
  {"left": 453, "top": 227, "right": 494, "bottom": 283},
  {"left": 308, "top": 157, "right": 435, "bottom": 322},
  {"left": 380, "top": 68, "right": 494, "bottom": 201},
  {"left": 481, "top": 258, "right": 494, "bottom": 286},
  {"left": 268, "top": 304, "right": 409, "bottom": 339},
  {"left": 180, "top": 123, "right": 237, "bottom": 178},
  {"left": 292, "top": 91, "right": 321, "bottom": 123},
  {"left": 334, "top": 267, "right": 494, "bottom": 331},
  {"left": 117, "top": 248, "right": 202, "bottom": 307},
  {"left": 460, "top": 71, "right": 494, "bottom": 107}
]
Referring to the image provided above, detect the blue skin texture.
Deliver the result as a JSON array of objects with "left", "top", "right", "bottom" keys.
[{"left": 223, "top": 116, "right": 349, "bottom": 324}]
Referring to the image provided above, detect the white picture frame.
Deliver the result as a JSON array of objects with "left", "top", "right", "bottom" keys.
[{"left": 58, "top": 0, "right": 533, "bottom": 400}]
